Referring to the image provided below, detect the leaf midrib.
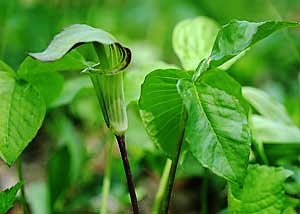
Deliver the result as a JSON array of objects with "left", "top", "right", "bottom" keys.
[{"left": 191, "top": 82, "right": 236, "bottom": 180}]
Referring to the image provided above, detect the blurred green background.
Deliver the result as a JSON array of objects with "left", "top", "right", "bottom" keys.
[
  {"left": 0, "top": 0, "right": 299, "bottom": 213},
  {"left": 1, "top": 0, "right": 300, "bottom": 121}
]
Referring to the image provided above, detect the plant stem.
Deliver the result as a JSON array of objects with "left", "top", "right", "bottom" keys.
[
  {"left": 100, "top": 139, "right": 114, "bottom": 214},
  {"left": 115, "top": 135, "right": 139, "bottom": 214},
  {"left": 159, "top": 124, "right": 186, "bottom": 213},
  {"left": 152, "top": 159, "right": 172, "bottom": 213},
  {"left": 251, "top": 140, "right": 269, "bottom": 165},
  {"left": 17, "top": 157, "right": 30, "bottom": 214}
]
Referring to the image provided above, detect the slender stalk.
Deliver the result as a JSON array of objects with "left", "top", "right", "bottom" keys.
[
  {"left": 100, "top": 139, "right": 114, "bottom": 214},
  {"left": 17, "top": 158, "right": 30, "bottom": 214},
  {"left": 251, "top": 140, "right": 269, "bottom": 165},
  {"left": 152, "top": 159, "right": 172, "bottom": 213},
  {"left": 115, "top": 135, "right": 139, "bottom": 214},
  {"left": 160, "top": 124, "right": 186, "bottom": 213}
]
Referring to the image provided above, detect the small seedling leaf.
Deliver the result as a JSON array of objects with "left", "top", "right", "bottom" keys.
[{"left": 0, "top": 182, "right": 22, "bottom": 213}]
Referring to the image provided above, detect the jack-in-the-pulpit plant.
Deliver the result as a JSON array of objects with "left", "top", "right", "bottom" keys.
[
  {"left": 29, "top": 24, "right": 139, "bottom": 213},
  {"left": 0, "top": 16, "right": 300, "bottom": 214},
  {"left": 139, "top": 17, "right": 300, "bottom": 213}
]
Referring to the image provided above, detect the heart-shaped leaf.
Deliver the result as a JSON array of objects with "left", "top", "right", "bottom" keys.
[
  {"left": 139, "top": 69, "right": 191, "bottom": 157},
  {"left": 0, "top": 62, "right": 46, "bottom": 166},
  {"left": 177, "top": 77, "right": 250, "bottom": 184},
  {"left": 139, "top": 68, "right": 250, "bottom": 184}
]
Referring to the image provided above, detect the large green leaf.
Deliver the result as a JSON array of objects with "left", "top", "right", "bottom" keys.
[
  {"left": 172, "top": 16, "right": 219, "bottom": 70},
  {"left": 125, "top": 61, "right": 177, "bottom": 105},
  {"left": 200, "top": 70, "right": 249, "bottom": 112},
  {"left": 243, "top": 87, "right": 293, "bottom": 125},
  {"left": 251, "top": 115, "right": 300, "bottom": 143},
  {"left": 0, "top": 182, "right": 22, "bottom": 213},
  {"left": 0, "top": 67, "right": 46, "bottom": 166},
  {"left": 29, "top": 24, "right": 130, "bottom": 75},
  {"left": 228, "top": 164, "right": 293, "bottom": 214},
  {"left": 177, "top": 78, "right": 250, "bottom": 184},
  {"left": 18, "top": 50, "right": 87, "bottom": 106},
  {"left": 209, "top": 20, "right": 299, "bottom": 68},
  {"left": 139, "top": 69, "right": 191, "bottom": 157}
]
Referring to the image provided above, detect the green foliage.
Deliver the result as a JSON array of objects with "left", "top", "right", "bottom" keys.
[
  {"left": 0, "top": 49, "right": 87, "bottom": 166},
  {"left": 1, "top": 6, "right": 300, "bottom": 212},
  {"left": 177, "top": 74, "right": 250, "bottom": 184},
  {"left": 243, "top": 87, "right": 293, "bottom": 124},
  {"left": 124, "top": 61, "right": 178, "bottom": 104},
  {"left": 126, "top": 102, "right": 155, "bottom": 159},
  {"left": 47, "top": 146, "right": 71, "bottom": 209},
  {"left": 0, "top": 182, "right": 22, "bottom": 214},
  {"left": 250, "top": 115, "right": 300, "bottom": 143},
  {"left": 50, "top": 75, "right": 92, "bottom": 108},
  {"left": 139, "top": 17, "right": 300, "bottom": 212},
  {"left": 69, "top": 88, "right": 103, "bottom": 128},
  {"left": 0, "top": 61, "right": 46, "bottom": 166},
  {"left": 228, "top": 165, "right": 293, "bottom": 214},
  {"left": 209, "top": 21, "right": 300, "bottom": 68},
  {"left": 139, "top": 69, "right": 191, "bottom": 157},
  {"left": 173, "top": 16, "right": 219, "bottom": 70},
  {"left": 30, "top": 24, "right": 132, "bottom": 134},
  {"left": 46, "top": 113, "right": 86, "bottom": 183},
  {"left": 243, "top": 87, "right": 300, "bottom": 164},
  {"left": 29, "top": 24, "right": 130, "bottom": 75},
  {"left": 18, "top": 50, "right": 87, "bottom": 107}
]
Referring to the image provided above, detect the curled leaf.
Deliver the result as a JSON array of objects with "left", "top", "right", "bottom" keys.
[{"left": 29, "top": 24, "right": 131, "bottom": 75}]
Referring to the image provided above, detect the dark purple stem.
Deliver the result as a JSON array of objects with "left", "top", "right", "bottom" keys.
[{"left": 115, "top": 135, "right": 139, "bottom": 214}]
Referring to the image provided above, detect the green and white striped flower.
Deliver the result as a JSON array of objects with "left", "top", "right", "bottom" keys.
[{"left": 30, "top": 24, "right": 131, "bottom": 135}]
